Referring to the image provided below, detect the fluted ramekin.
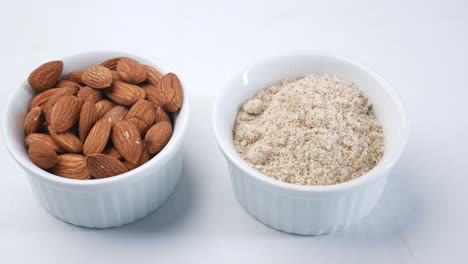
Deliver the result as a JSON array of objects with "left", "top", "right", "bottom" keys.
[
  {"left": 213, "top": 53, "right": 408, "bottom": 235},
  {"left": 3, "top": 51, "right": 189, "bottom": 228}
]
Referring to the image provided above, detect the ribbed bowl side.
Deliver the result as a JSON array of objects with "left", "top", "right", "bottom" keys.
[
  {"left": 26, "top": 149, "right": 183, "bottom": 228},
  {"left": 228, "top": 163, "right": 387, "bottom": 235}
]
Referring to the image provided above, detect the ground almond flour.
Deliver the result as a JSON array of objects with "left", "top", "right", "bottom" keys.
[{"left": 233, "top": 74, "right": 384, "bottom": 186}]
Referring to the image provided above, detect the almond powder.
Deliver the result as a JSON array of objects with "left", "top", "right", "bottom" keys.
[{"left": 233, "top": 74, "right": 384, "bottom": 186}]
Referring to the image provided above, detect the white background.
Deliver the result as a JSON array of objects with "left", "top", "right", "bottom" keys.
[{"left": 0, "top": 0, "right": 467, "bottom": 263}]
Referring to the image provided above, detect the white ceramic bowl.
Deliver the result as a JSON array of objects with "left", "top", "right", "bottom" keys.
[
  {"left": 213, "top": 53, "right": 408, "bottom": 235},
  {"left": 3, "top": 51, "right": 189, "bottom": 228}
]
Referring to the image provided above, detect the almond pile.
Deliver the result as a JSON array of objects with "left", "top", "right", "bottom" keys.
[{"left": 24, "top": 57, "right": 183, "bottom": 179}]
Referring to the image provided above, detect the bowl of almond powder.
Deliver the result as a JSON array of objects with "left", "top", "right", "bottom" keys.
[{"left": 213, "top": 53, "right": 408, "bottom": 235}]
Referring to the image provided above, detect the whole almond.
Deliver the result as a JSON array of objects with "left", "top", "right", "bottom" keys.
[
  {"left": 104, "top": 81, "right": 142, "bottom": 106},
  {"left": 29, "top": 87, "right": 77, "bottom": 110},
  {"left": 79, "top": 99, "right": 98, "bottom": 142},
  {"left": 116, "top": 57, "right": 147, "bottom": 84},
  {"left": 155, "top": 107, "right": 170, "bottom": 123},
  {"left": 145, "top": 121, "right": 172, "bottom": 154},
  {"left": 142, "top": 84, "right": 165, "bottom": 108},
  {"left": 81, "top": 65, "right": 113, "bottom": 89},
  {"left": 53, "top": 154, "right": 91, "bottom": 180},
  {"left": 144, "top": 65, "right": 163, "bottom": 86},
  {"left": 126, "top": 117, "right": 148, "bottom": 135},
  {"left": 124, "top": 141, "right": 151, "bottom": 170},
  {"left": 67, "top": 69, "right": 85, "bottom": 84},
  {"left": 112, "top": 120, "right": 142, "bottom": 164},
  {"left": 100, "top": 57, "right": 121, "bottom": 70},
  {"left": 28, "top": 140, "right": 58, "bottom": 169},
  {"left": 25, "top": 133, "right": 64, "bottom": 153},
  {"left": 95, "top": 100, "right": 114, "bottom": 119},
  {"left": 43, "top": 94, "right": 63, "bottom": 123},
  {"left": 56, "top": 80, "right": 82, "bottom": 90},
  {"left": 111, "top": 70, "right": 121, "bottom": 82},
  {"left": 50, "top": 95, "right": 82, "bottom": 132},
  {"left": 28, "top": 60, "right": 63, "bottom": 92},
  {"left": 126, "top": 99, "right": 155, "bottom": 127},
  {"left": 24, "top": 107, "right": 44, "bottom": 135},
  {"left": 87, "top": 154, "right": 128, "bottom": 179},
  {"left": 49, "top": 129, "right": 83, "bottom": 153},
  {"left": 83, "top": 118, "right": 112, "bottom": 155},
  {"left": 103, "top": 105, "right": 128, "bottom": 124},
  {"left": 159, "top": 73, "right": 183, "bottom": 112},
  {"left": 103, "top": 147, "right": 122, "bottom": 160},
  {"left": 77, "top": 86, "right": 102, "bottom": 103}
]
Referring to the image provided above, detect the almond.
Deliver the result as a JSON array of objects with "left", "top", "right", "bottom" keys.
[
  {"left": 144, "top": 65, "right": 163, "bottom": 86},
  {"left": 56, "top": 80, "right": 82, "bottom": 90},
  {"left": 95, "top": 99, "right": 114, "bottom": 119},
  {"left": 29, "top": 87, "right": 77, "bottom": 109},
  {"left": 52, "top": 154, "right": 91, "bottom": 180},
  {"left": 123, "top": 141, "right": 151, "bottom": 170},
  {"left": 77, "top": 86, "right": 102, "bottom": 103},
  {"left": 49, "top": 129, "right": 83, "bottom": 153},
  {"left": 125, "top": 99, "right": 155, "bottom": 127},
  {"left": 83, "top": 118, "right": 112, "bottom": 155},
  {"left": 100, "top": 57, "right": 121, "bottom": 70},
  {"left": 28, "top": 140, "right": 58, "bottom": 169},
  {"left": 103, "top": 147, "right": 122, "bottom": 160},
  {"left": 126, "top": 117, "right": 148, "bottom": 135},
  {"left": 104, "top": 81, "right": 142, "bottom": 106},
  {"left": 155, "top": 107, "right": 170, "bottom": 123},
  {"left": 145, "top": 121, "right": 172, "bottom": 154},
  {"left": 103, "top": 105, "right": 128, "bottom": 124},
  {"left": 79, "top": 99, "right": 98, "bottom": 142},
  {"left": 142, "top": 84, "right": 165, "bottom": 108},
  {"left": 111, "top": 70, "right": 121, "bottom": 82},
  {"left": 43, "top": 94, "right": 62, "bottom": 123},
  {"left": 116, "top": 57, "right": 147, "bottom": 84},
  {"left": 159, "top": 73, "right": 183, "bottom": 112},
  {"left": 28, "top": 60, "right": 63, "bottom": 92},
  {"left": 112, "top": 120, "right": 142, "bottom": 164},
  {"left": 67, "top": 69, "right": 85, "bottom": 84},
  {"left": 50, "top": 95, "right": 82, "bottom": 132},
  {"left": 24, "top": 107, "right": 44, "bottom": 135},
  {"left": 86, "top": 154, "right": 128, "bottom": 179},
  {"left": 81, "top": 65, "right": 113, "bottom": 89},
  {"left": 25, "top": 133, "right": 64, "bottom": 153}
]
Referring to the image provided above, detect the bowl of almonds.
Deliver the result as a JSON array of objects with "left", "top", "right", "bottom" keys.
[{"left": 3, "top": 51, "right": 189, "bottom": 228}]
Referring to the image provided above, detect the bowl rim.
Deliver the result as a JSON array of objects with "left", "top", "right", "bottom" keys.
[
  {"left": 2, "top": 50, "right": 190, "bottom": 187},
  {"left": 212, "top": 52, "right": 409, "bottom": 194}
]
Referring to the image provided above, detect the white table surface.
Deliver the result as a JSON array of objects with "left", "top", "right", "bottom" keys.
[{"left": 1, "top": 0, "right": 467, "bottom": 263}]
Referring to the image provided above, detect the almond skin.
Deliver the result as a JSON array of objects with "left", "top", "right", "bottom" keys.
[
  {"left": 50, "top": 95, "right": 82, "bottom": 133},
  {"left": 112, "top": 120, "right": 142, "bottom": 164},
  {"left": 116, "top": 57, "right": 147, "bottom": 84},
  {"left": 77, "top": 86, "right": 102, "bottom": 103},
  {"left": 145, "top": 121, "right": 172, "bottom": 154},
  {"left": 81, "top": 65, "right": 113, "bottom": 89},
  {"left": 111, "top": 70, "right": 121, "bottom": 82},
  {"left": 103, "top": 105, "right": 128, "bottom": 124},
  {"left": 25, "top": 133, "right": 65, "bottom": 153},
  {"left": 87, "top": 154, "right": 128, "bottom": 179},
  {"left": 100, "top": 57, "right": 121, "bottom": 70},
  {"left": 144, "top": 65, "right": 163, "bottom": 87},
  {"left": 28, "top": 60, "right": 63, "bottom": 92},
  {"left": 83, "top": 118, "right": 112, "bottom": 155},
  {"left": 56, "top": 80, "right": 82, "bottom": 90},
  {"left": 24, "top": 107, "right": 44, "bottom": 135},
  {"left": 104, "top": 81, "right": 143, "bottom": 106},
  {"left": 29, "top": 87, "right": 77, "bottom": 110},
  {"left": 95, "top": 100, "right": 114, "bottom": 119},
  {"left": 67, "top": 69, "right": 85, "bottom": 84},
  {"left": 155, "top": 107, "right": 171, "bottom": 123},
  {"left": 49, "top": 129, "right": 83, "bottom": 153},
  {"left": 124, "top": 141, "right": 151, "bottom": 170},
  {"left": 28, "top": 140, "right": 58, "bottom": 169},
  {"left": 142, "top": 84, "right": 165, "bottom": 108},
  {"left": 52, "top": 154, "right": 91, "bottom": 180},
  {"left": 126, "top": 117, "right": 148, "bottom": 136},
  {"left": 126, "top": 99, "right": 155, "bottom": 127},
  {"left": 103, "top": 147, "right": 122, "bottom": 160},
  {"left": 159, "top": 73, "right": 183, "bottom": 112},
  {"left": 79, "top": 99, "right": 98, "bottom": 142}
]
